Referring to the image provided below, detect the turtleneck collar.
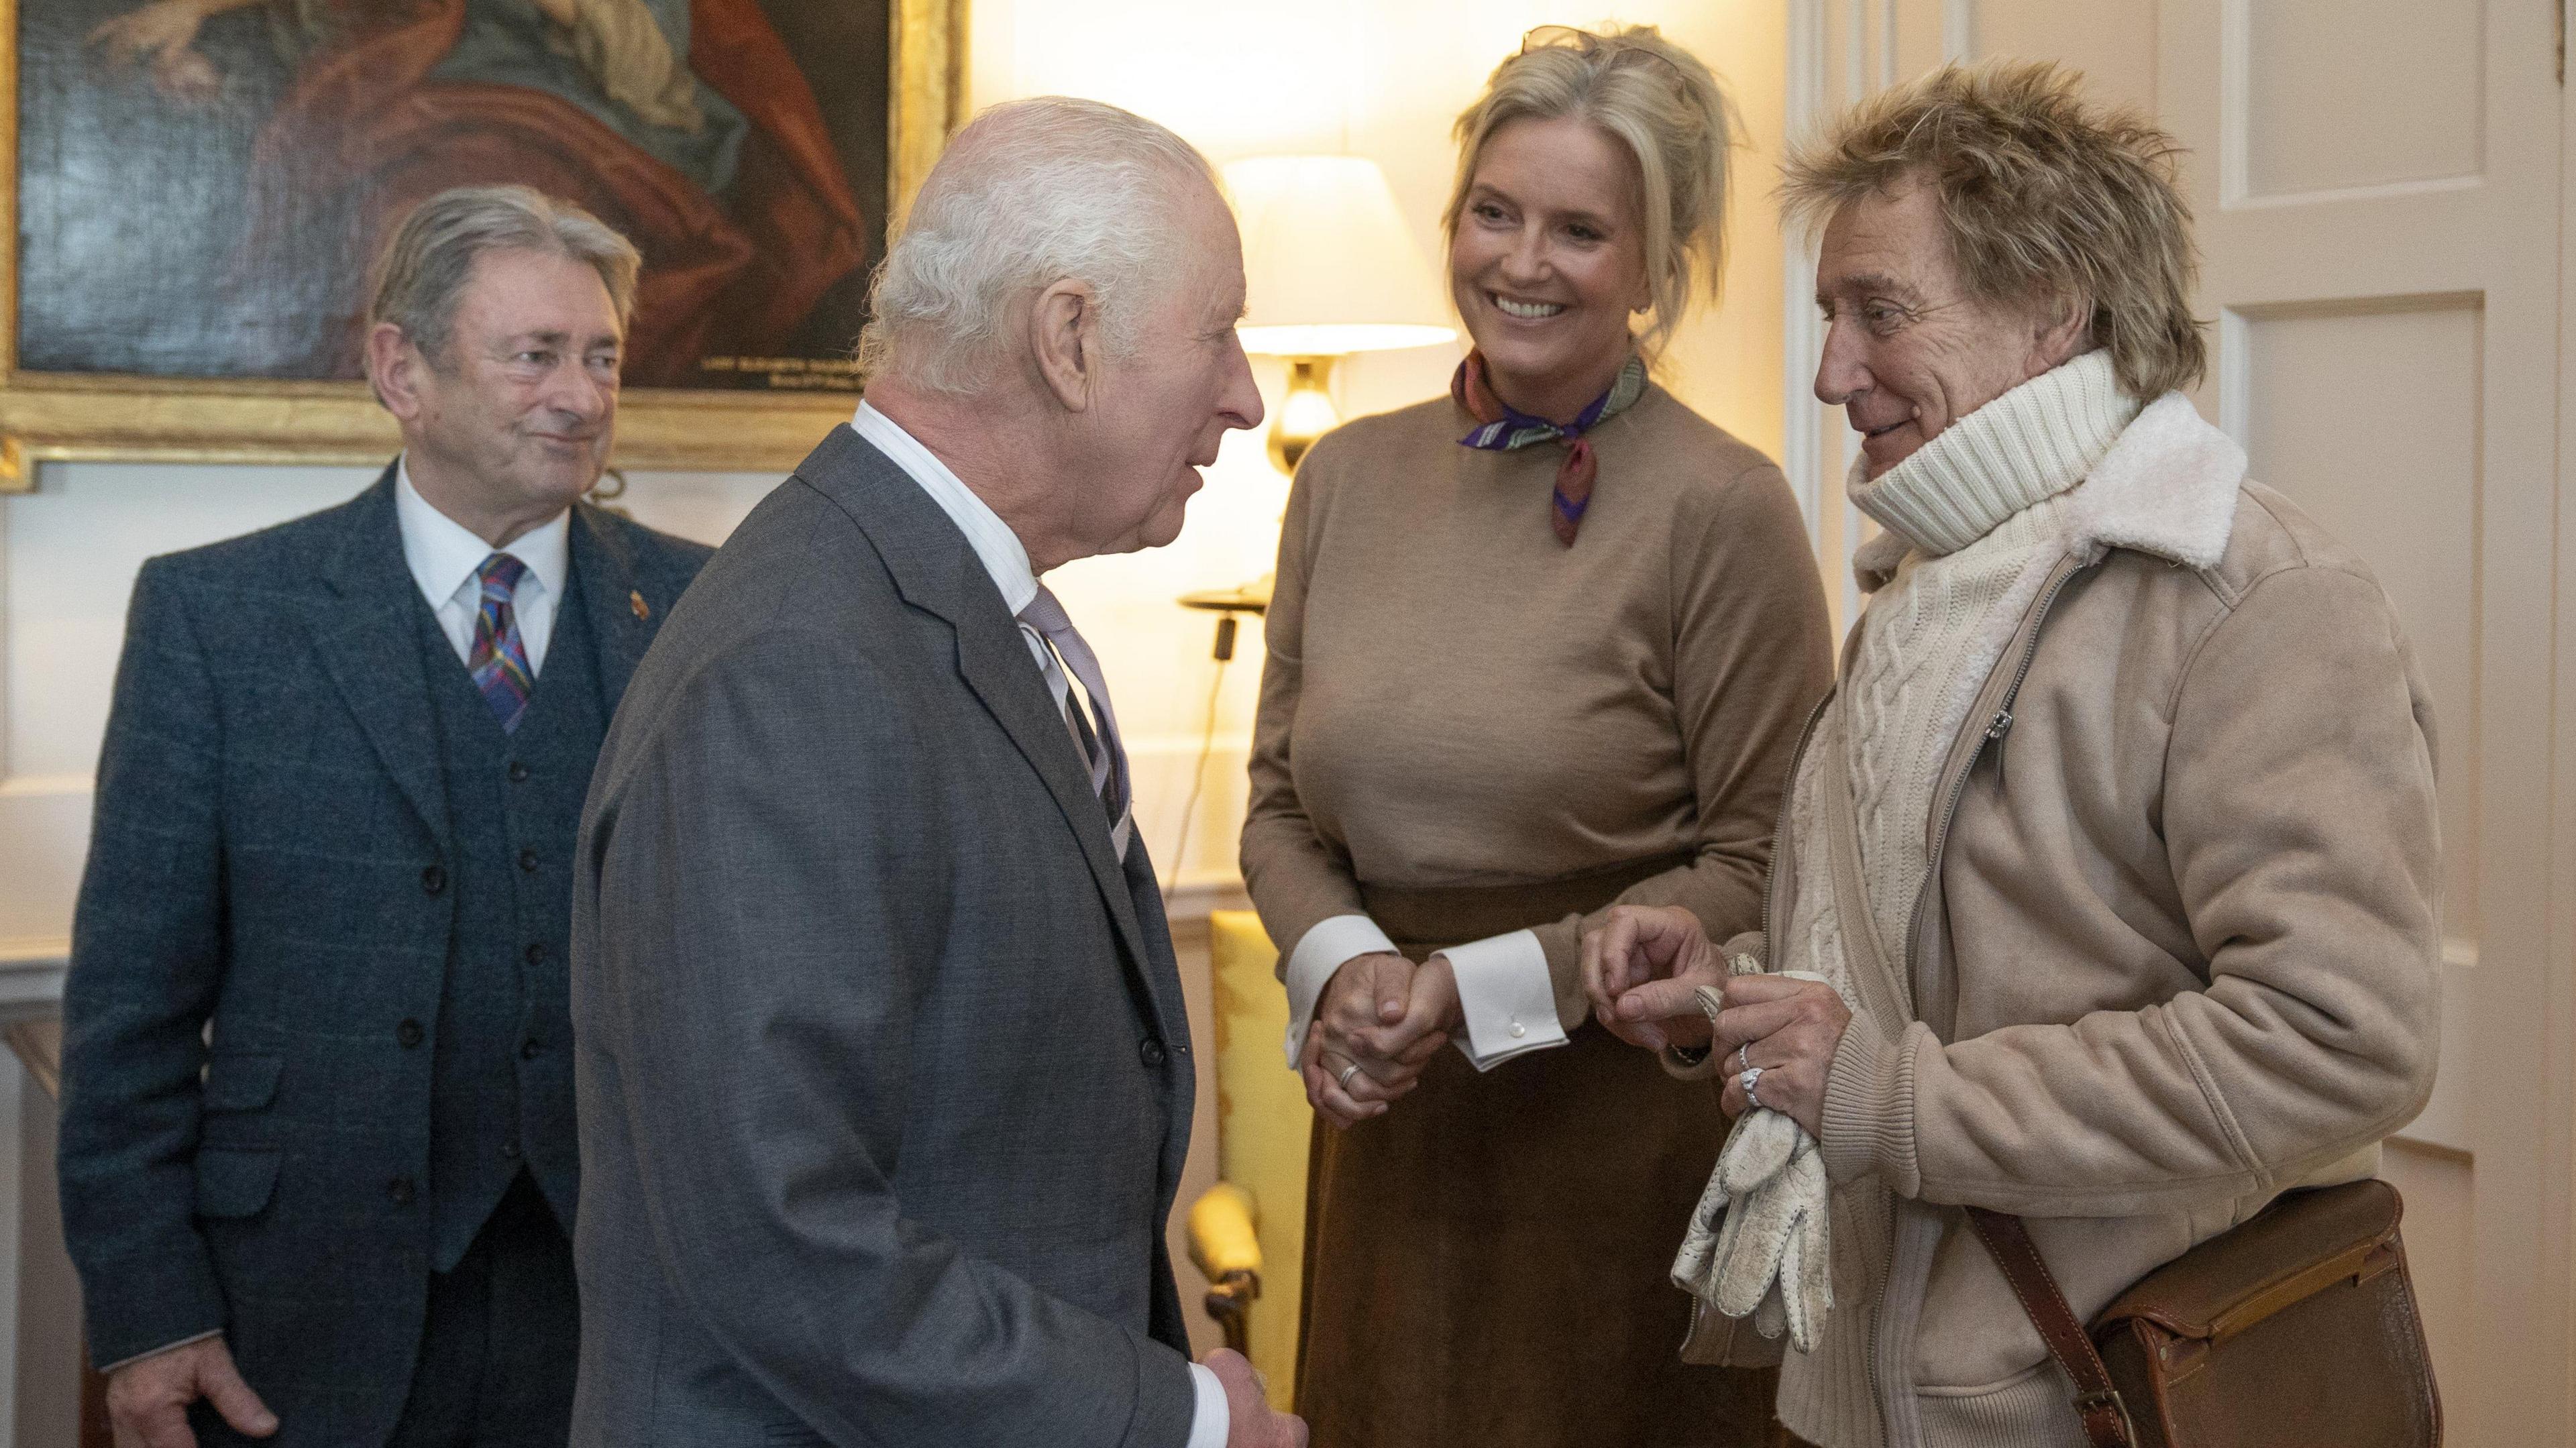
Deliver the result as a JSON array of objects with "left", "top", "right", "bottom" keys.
[{"left": 1847, "top": 349, "right": 2141, "bottom": 556}]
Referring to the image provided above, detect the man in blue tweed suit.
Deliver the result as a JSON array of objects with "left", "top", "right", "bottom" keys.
[{"left": 58, "top": 186, "right": 710, "bottom": 1448}]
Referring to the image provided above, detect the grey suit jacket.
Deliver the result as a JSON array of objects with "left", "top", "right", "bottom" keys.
[{"left": 570, "top": 426, "right": 1201, "bottom": 1448}]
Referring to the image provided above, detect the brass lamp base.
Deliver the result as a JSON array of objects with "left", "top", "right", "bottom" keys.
[{"left": 1267, "top": 356, "right": 1340, "bottom": 473}]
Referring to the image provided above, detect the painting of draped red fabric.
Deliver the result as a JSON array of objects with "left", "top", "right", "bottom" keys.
[{"left": 21, "top": 0, "right": 889, "bottom": 390}]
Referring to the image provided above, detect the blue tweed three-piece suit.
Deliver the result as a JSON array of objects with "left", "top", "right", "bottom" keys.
[{"left": 57, "top": 467, "right": 708, "bottom": 1445}]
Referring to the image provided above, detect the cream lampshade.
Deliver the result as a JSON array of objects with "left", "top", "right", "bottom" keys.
[{"left": 1222, "top": 155, "right": 1456, "bottom": 471}]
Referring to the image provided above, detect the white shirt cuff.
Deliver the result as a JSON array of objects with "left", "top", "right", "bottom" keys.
[
  {"left": 1281, "top": 913, "right": 1399, "bottom": 1067},
  {"left": 1438, "top": 928, "right": 1567, "bottom": 1071},
  {"left": 1187, "top": 1362, "right": 1231, "bottom": 1448}
]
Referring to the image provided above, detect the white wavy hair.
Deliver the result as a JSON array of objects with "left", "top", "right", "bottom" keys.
[{"left": 858, "top": 97, "right": 1218, "bottom": 394}]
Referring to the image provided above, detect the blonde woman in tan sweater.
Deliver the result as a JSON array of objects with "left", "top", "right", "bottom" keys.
[{"left": 1240, "top": 26, "right": 1833, "bottom": 1448}]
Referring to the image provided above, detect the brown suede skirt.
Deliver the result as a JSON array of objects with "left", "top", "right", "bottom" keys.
[{"left": 1292, "top": 856, "right": 1792, "bottom": 1448}]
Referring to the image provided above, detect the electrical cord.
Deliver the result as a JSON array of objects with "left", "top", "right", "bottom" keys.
[{"left": 1161, "top": 614, "right": 1239, "bottom": 895}]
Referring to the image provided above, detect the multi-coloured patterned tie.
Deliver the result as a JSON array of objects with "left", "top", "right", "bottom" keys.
[
  {"left": 1016, "top": 585, "right": 1132, "bottom": 857},
  {"left": 469, "top": 553, "right": 535, "bottom": 734}
]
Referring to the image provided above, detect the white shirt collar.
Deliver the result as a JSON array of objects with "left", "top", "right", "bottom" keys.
[
  {"left": 850, "top": 400, "right": 1038, "bottom": 616},
  {"left": 394, "top": 455, "right": 572, "bottom": 608}
]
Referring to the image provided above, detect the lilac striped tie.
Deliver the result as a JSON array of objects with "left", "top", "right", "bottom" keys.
[
  {"left": 1017, "top": 585, "right": 1132, "bottom": 856},
  {"left": 470, "top": 553, "right": 534, "bottom": 733}
]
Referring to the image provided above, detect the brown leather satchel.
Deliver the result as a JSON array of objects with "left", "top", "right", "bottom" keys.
[{"left": 1966, "top": 1179, "right": 2440, "bottom": 1448}]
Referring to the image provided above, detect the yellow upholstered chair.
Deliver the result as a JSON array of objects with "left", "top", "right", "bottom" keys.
[{"left": 1186, "top": 909, "right": 1311, "bottom": 1411}]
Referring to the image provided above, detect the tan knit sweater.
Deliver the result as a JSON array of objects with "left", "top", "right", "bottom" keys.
[{"left": 1241, "top": 384, "right": 1833, "bottom": 1027}]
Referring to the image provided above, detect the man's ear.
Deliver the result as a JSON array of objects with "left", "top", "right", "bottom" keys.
[
  {"left": 2029, "top": 292, "right": 2092, "bottom": 373},
  {"left": 1028, "top": 279, "right": 1102, "bottom": 413},
  {"left": 367, "top": 322, "right": 429, "bottom": 420}
]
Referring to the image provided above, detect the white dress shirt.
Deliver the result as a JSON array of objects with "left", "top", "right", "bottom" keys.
[
  {"left": 395, "top": 458, "right": 572, "bottom": 676},
  {"left": 1282, "top": 916, "right": 1567, "bottom": 1074},
  {"left": 847, "top": 404, "right": 1088, "bottom": 719},
  {"left": 851, "top": 402, "right": 1231, "bottom": 1448}
]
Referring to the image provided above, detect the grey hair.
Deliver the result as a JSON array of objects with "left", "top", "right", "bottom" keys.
[
  {"left": 367, "top": 185, "right": 642, "bottom": 367},
  {"left": 858, "top": 97, "right": 1218, "bottom": 394}
]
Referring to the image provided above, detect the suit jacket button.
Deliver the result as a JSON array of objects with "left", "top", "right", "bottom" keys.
[
  {"left": 1139, "top": 1038, "right": 1167, "bottom": 1069},
  {"left": 521, "top": 1038, "right": 543, "bottom": 1060},
  {"left": 420, "top": 865, "right": 446, "bottom": 895},
  {"left": 396, "top": 1019, "right": 424, "bottom": 1049},
  {"left": 386, "top": 1175, "right": 417, "bottom": 1206}
]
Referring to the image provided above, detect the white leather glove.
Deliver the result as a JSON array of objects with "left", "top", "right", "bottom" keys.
[{"left": 1671, "top": 971, "right": 1836, "bottom": 1353}]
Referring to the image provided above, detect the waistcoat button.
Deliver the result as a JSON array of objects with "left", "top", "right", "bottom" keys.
[
  {"left": 386, "top": 1175, "right": 417, "bottom": 1205},
  {"left": 1139, "top": 1038, "right": 1167, "bottom": 1069},
  {"left": 506, "top": 761, "right": 530, "bottom": 784},
  {"left": 518, "top": 848, "right": 540, "bottom": 874},
  {"left": 525, "top": 943, "right": 547, "bottom": 966},
  {"left": 420, "top": 865, "right": 446, "bottom": 895},
  {"left": 395, "top": 1019, "right": 424, "bottom": 1049}
]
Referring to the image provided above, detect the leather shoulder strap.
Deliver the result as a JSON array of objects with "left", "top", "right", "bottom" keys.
[{"left": 1964, "top": 1207, "right": 2137, "bottom": 1448}]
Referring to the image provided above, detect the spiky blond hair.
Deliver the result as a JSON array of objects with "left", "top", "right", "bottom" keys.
[{"left": 1782, "top": 60, "right": 2205, "bottom": 398}]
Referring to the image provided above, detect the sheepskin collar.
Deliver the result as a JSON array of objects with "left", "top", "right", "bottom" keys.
[{"left": 1854, "top": 391, "right": 2246, "bottom": 593}]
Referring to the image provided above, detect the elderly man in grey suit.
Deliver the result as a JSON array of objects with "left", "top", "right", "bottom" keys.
[
  {"left": 59, "top": 186, "right": 711, "bottom": 1448},
  {"left": 570, "top": 98, "right": 1304, "bottom": 1447}
]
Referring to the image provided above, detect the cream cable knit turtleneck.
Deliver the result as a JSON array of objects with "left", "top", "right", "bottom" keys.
[
  {"left": 1837, "top": 351, "right": 2137, "bottom": 961},
  {"left": 1772, "top": 351, "right": 2139, "bottom": 1448}
]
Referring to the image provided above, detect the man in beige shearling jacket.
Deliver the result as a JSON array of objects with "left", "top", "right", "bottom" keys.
[
  {"left": 1599, "top": 384, "right": 2442, "bottom": 1448},
  {"left": 1588, "top": 62, "right": 2443, "bottom": 1447},
  {"left": 1576, "top": 59, "right": 2442, "bottom": 1443}
]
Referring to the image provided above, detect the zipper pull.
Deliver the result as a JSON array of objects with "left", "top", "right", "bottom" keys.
[{"left": 1986, "top": 708, "right": 2014, "bottom": 788}]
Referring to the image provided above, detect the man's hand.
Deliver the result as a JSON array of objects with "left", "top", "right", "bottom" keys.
[
  {"left": 1711, "top": 974, "right": 1850, "bottom": 1138},
  {"left": 1299, "top": 952, "right": 1450, "bottom": 1127},
  {"left": 1204, "top": 1347, "right": 1308, "bottom": 1447},
  {"left": 1582, "top": 904, "right": 1725, "bottom": 1052},
  {"left": 107, "top": 1335, "right": 276, "bottom": 1448}
]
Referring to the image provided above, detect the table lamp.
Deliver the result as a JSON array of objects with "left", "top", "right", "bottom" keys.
[{"left": 1222, "top": 155, "right": 1457, "bottom": 472}]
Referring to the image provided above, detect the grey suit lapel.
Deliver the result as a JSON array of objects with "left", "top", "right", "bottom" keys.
[
  {"left": 309, "top": 465, "right": 451, "bottom": 846},
  {"left": 797, "top": 427, "right": 1165, "bottom": 1003},
  {"left": 569, "top": 504, "right": 652, "bottom": 709}
]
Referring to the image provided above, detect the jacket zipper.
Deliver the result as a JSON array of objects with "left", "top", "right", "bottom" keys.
[
  {"left": 1874, "top": 557, "right": 2090, "bottom": 1448},
  {"left": 1900, "top": 559, "right": 2090, "bottom": 975}
]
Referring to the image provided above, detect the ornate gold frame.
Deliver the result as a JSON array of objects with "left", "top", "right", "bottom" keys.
[{"left": 0, "top": 0, "right": 969, "bottom": 492}]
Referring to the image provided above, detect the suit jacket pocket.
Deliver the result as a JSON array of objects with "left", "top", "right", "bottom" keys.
[
  {"left": 763, "top": 1427, "right": 827, "bottom": 1445},
  {"left": 201, "top": 1054, "right": 283, "bottom": 1113},
  {"left": 193, "top": 1147, "right": 280, "bottom": 1219}
]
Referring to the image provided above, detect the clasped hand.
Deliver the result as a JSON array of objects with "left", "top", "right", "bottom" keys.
[
  {"left": 1580, "top": 905, "right": 1850, "bottom": 1138},
  {"left": 1298, "top": 952, "right": 1458, "bottom": 1128}
]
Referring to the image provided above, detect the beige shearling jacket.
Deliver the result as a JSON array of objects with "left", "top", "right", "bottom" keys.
[{"left": 1715, "top": 395, "right": 2444, "bottom": 1447}]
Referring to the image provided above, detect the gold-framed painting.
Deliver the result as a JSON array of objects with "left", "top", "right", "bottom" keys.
[{"left": 0, "top": 0, "right": 967, "bottom": 491}]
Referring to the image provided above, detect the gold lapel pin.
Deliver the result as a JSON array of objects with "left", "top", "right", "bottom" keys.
[{"left": 629, "top": 590, "right": 650, "bottom": 622}]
